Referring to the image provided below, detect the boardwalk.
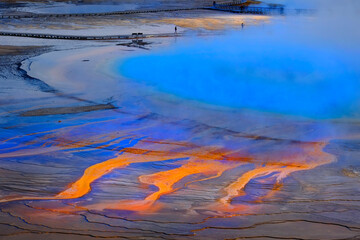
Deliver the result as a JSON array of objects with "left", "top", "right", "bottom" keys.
[
  {"left": 212, "top": 1, "right": 285, "bottom": 15},
  {"left": 0, "top": 2, "right": 313, "bottom": 19},
  {"left": 0, "top": 7, "right": 205, "bottom": 19},
  {"left": 211, "top": 2, "right": 314, "bottom": 15},
  {"left": 0, "top": 6, "right": 313, "bottom": 20},
  {"left": 0, "top": 31, "right": 180, "bottom": 40},
  {"left": 0, "top": 2, "right": 314, "bottom": 41},
  {"left": 211, "top": 6, "right": 284, "bottom": 15}
]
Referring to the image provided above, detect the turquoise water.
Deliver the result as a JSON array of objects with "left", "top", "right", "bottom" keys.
[{"left": 119, "top": 27, "right": 360, "bottom": 119}]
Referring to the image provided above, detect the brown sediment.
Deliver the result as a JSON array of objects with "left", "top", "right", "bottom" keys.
[
  {"left": 342, "top": 167, "right": 360, "bottom": 178},
  {"left": 0, "top": 45, "right": 42, "bottom": 56},
  {"left": 20, "top": 103, "right": 116, "bottom": 116}
]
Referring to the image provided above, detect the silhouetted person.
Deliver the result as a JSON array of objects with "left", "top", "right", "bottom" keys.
[
  {"left": 280, "top": 7, "right": 284, "bottom": 15},
  {"left": 241, "top": 22, "right": 244, "bottom": 29},
  {"left": 175, "top": 26, "right": 177, "bottom": 34}
]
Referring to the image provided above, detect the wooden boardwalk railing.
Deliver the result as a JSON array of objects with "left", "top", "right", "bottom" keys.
[
  {"left": 211, "top": 2, "right": 313, "bottom": 15},
  {"left": 0, "top": 2, "right": 313, "bottom": 19},
  {"left": 214, "top": 0, "right": 247, "bottom": 6},
  {"left": 0, "top": 31, "right": 180, "bottom": 40},
  {"left": 0, "top": 7, "right": 205, "bottom": 19},
  {"left": 211, "top": 2, "right": 285, "bottom": 15}
]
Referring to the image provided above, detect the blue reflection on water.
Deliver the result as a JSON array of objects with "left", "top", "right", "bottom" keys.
[{"left": 119, "top": 31, "right": 360, "bottom": 119}]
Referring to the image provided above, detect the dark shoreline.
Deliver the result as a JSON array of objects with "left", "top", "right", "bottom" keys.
[
  {"left": 0, "top": 45, "right": 117, "bottom": 116},
  {"left": 20, "top": 103, "right": 116, "bottom": 116},
  {"left": 0, "top": 45, "right": 54, "bottom": 94}
]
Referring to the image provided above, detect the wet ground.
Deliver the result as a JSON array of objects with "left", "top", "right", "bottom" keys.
[{"left": 1, "top": 1, "right": 360, "bottom": 239}]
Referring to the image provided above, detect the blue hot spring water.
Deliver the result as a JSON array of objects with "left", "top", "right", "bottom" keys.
[{"left": 118, "top": 32, "right": 360, "bottom": 119}]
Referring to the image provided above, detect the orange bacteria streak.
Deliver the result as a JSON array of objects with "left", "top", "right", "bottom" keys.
[
  {"left": 0, "top": 155, "right": 131, "bottom": 203},
  {"left": 0, "top": 136, "right": 336, "bottom": 214},
  {"left": 218, "top": 142, "right": 335, "bottom": 208},
  {"left": 140, "top": 159, "right": 242, "bottom": 202},
  {"left": 56, "top": 146, "right": 244, "bottom": 201},
  {"left": 0, "top": 143, "right": 244, "bottom": 205},
  {"left": 84, "top": 159, "right": 243, "bottom": 212}
]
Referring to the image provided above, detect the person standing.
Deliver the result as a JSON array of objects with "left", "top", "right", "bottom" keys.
[{"left": 175, "top": 26, "right": 178, "bottom": 34}]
